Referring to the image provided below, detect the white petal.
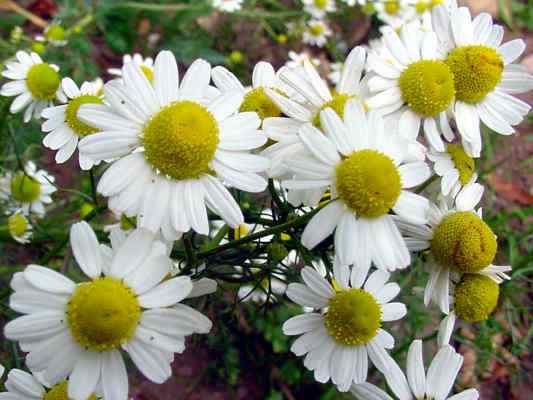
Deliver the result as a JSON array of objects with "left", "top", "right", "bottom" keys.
[
  {"left": 68, "top": 351, "right": 102, "bottom": 400},
  {"left": 286, "top": 283, "right": 329, "bottom": 308},
  {"left": 407, "top": 340, "right": 426, "bottom": 398},
  {"left": 399, "top": 162, "right": 431, "bottom": 188},
  {"left": 212, "top": 66, "right": 244, "bottom": 92},
  {"left": 102, "top": 350, "right": 128, "bottom": 400},
  {"left": 301, "top": 201, "right": 344, "bottom": 249},
  {"left": 138, "top": 276, "right": 193, "bottom": 308},
  {"left": 153, "top": 50, "right": 179, "bottom": 107},
  {"left": 70, "top": 221, "right": 102, "bottom": 278},
  {"left": 301, "top": 266, "right": 335, "bottom": 299},
  {"left": 381, "top": 302, "right": 407, "bottom": 321},
  {"left": 202, "top": 174, "right": 243, "bottom": 227},
  {"left": 179, "top": 59, "right": 211, "bottom": 102},
  {"left": 498, "top": 39, "right": 525, "bottom": 65},
  {"left": 208, "top": 90, "right": 244, "bottom": 120},
  {"left": 282, "top": 313, "right": 324, "bottom": 335},
  {"left": 24, "top": 265, "right": 75, "bottom": 294},
  {"left": 124, "top": 338, "right": 171, "bottom": 383}
]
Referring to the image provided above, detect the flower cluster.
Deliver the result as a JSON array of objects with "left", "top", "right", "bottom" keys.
[{"left": 0, "top": 0, "right": 531, "bottom": 398}]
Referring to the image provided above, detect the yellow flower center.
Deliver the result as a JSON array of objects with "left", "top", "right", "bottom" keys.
[
  {"left": 309, "top": 23, "right": 325, "bottom": 36},
  {"left": 233, "top": 223, "right": 250, "bottom": 240},
  {"left": 445, "top": 45, "right": 504, "bottom": 104},
  {"left": 336, "top": 149, "right": 402, "bottom": 218},
  {"left": 384, "top": 1, "right": 400, "bottom": 15},
  {"left": 239, "top": 87, "right": 283, "bottom": 121},
  {"left": 8, "top": 213, "right": 29, "bottom": 238},
  {"left": 324, "top": 288, "right": 382, "bottom": 346},
  {"left": 398, "top": 60, "right": 455, "bottom": 117},
  {"left": 431, "top": 211, "right": 497, "bottom": 273},
  {"left": 44, "top": 25, "right": 66, "bottom": 42},
  {"left": 415, "top": 1, "right": 429, "bottom": 13},
  {"left": 43, "top": 381, "right": 97, "bottom": 400},
  {"left": 65, "top": 95, "right": 103, "bottom": 137},
  {"left": 26, "top": 63, "right": 60, "bottom": 100},
  {"left": 447, "top": 144, "right": 475, "bottom": 185},
  {"left": 313, "top": 92, "right": 354, "bottom": 128},
  {"left": 10, "top": 174, "right": 41, "bottom": 203},
  {"left": 67, "top": 277, "right": 141, "bottom": 351},
  {"left": 140, "top": 65, "right": 154, "bottom": 82},
  {"left": 314, "top": 0, "right": 328, "bottom": 9},
  {"left": 454, "top": 274, "right": 499, "bottom": 322},
  {"left": 142, "top": 100, "right": 219, "bottom": 180}
]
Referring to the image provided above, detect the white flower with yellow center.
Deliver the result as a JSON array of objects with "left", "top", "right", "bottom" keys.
[
  {"left": 367, "top": 22, "right": 456, "bottom": 152},
  {"left": 374, "top": 0, "right": 416, "bottom": 30},
  {"left": 0, "top": 161, "right": 56, "bottom": 216},
  {"left": 7, "top": 211, "right": 32, "bottom": 244},
  {"left": 41, "top": 78, "right": 103, "bottom": 169},
  {"left": 285, "top": 101, "right": 431, "bottom": 269},
  {"left": 427, "top": 143, "right": 480, "bottom": 199},
  {"left": 285, "top": 51, "right": 321, "bottom": 69},
  {"left": 303, "top": 19, "right": 332, "bottom": 48},
  {"left": 0, "top": 368, "right": 101, "bottom": 400},
  {"left": 4, "top": 221, "right": 212, "bottom": 400},
  {"left": 283, "top": 264, "right": 406, "bottom": 391},
  {"left": 396, "top": 195, "right": 511, "bottom": 317},
  {"left": 0, "top": 51, "right": 65, "bottom": 122},
  {"left": 303, "top": 0, "right": 337, "bottom": 18},
  {"left": 77, "top": 50, "right": 269, "bottom": 239},
  {"left": 351, "top": 340, "right": 479, "bottom": 400},
  {"left": 212, "top": 0, "right": 243, "bottom": 12},
  {"left": 107, "top": 53, "right": 154, "bottom": 80},
  {"left": 263, "top": 47, "right": 367, "bottom": 204},
  {"left": 432, "top": 5, "right": 533, "bottom": 157},
  {"left": 35, "top": 24, "right": 68, "bottom": 47}
]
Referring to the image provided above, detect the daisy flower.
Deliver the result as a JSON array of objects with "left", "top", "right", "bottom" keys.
[
  {"left": 395, "top": 193, "right": 511, "bottom": 317},
  {"left": 432, "top": 5, "right": 533, "bottom": 157},
  {"left": 212, "top": 0, "right": 243, "bottom": 12},
  {"left": 283, "top": 263, "right": 406, "bottom": 391},
  {"left": 41, "top": 78, "right": 104, "bottom": 169},
  {"left": 107, "top": 53, "right": 154, "bottom": 81},
  {"left": 351, "top": 341, "right": 479, "bottom": 400},
  {"left": 77, "top": 50, "right": 269, "bottom": 238},
  {"left": 285, "top": 101, "right": 431, "bottom": 269},
  {"left": 285, "top": 51, "right": 321, "bottom": 69},
  {"left": 0, "top": 368, "right": 101, "bottom": 399},
  {"left": 212, "top": 61, "right": 289, "bottom": 122},
  {"left": 303, "top": 0, "right": 337, "bottom": 19},
  {"left": 4, "top": 221, "right": 212, "bottom": 400},
  {"left": 427, "top": 143, "right": 479, "bottom": 198},
  {"left": 367, "top": 22, "right": 455, "bottom": 152},
  {"left": 263, "top": 46, "right": 366, "bottom": 192},
  {"left": 303, "top": 19, "right": 332, "bottom": 48},
  {"left": 35, "top": 24, "right": 68, "bottom": 47},
  {"left": 7, "top": 211, "right": 33, "bottom": 244},
  {"left": 0, "top": 51, "right": 65, "bottom": 122},
  {"left": 0, "top": 161, "right": 56, "bottom": 217},
  {"left": 374, "top": 0, "right": 416, "bottom": 30}
]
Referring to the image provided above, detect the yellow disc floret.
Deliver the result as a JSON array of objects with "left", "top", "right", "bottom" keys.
[
  {"left": 398, "top": 60, "right": 455, "bottom": 117},
  {"left": 65, "top": 95, "right": 103, "bottom": 137},
  {"left": 44, "top": 25, "right": 66, "bottom": 43},
  {"left": 314, "top": 0, "right": 328, "bottom": 8},
  {"left": 143, "top": 100, "right": 219, "bottom": 180},
  {"left": 445, "top": 45, "right": 503, "bottom": 104},
  {"left": 26, "top": 63, "right": 60, "bottom": 100},
  {"left": 325, "top": 288, "right": 382, "bottom": 346},
  {"left": 10, "top": 174, "right": 41, "bottom": 203},
  {"left": 43, "top": 381, "right": 97, "bottom": 400},
  {"left": 239, "top": 87, "right": 282, "bottom": 120},
  {"left": 336, "top": 149, "right": 402, "bottom": 218},
  {"left": 8, "top": 213, "right": 29, "bottom": 238},
  {"left": 67, "top": 277, "right": 141, "bottom": 351},
  {"left": 140, "top": 65, "right": 154, "bottom": 82},
  {"left": 431, "top": 211, "right": 497, "bottom": 273},
  {"left": 454, "top": 274, "right": 499, "bottom": 322},
  {"left": 309, "top": 23, "right": 325, "bottom": 36},
  {"left": 313, "top": 93, "right": 354, "bottom": 128},
  {"left": 384, "top": 0, "right": 400, "bottom": 15},
  {"left": 447, "top": 144, "right": 475, "bottom": 185}
]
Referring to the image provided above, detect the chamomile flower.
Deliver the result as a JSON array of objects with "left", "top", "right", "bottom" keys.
[
  {"left": 41, "top": 78, "right": 103, "bottom": 169},
  {"left": 367, "top": 22, "right": 455, "bottom": 152},
  {"left": 77, "top": 50, "right": 269, "bottom": 239},
  {"left": 7, "top": 211, "right": 32, "bottom": 244},
  {"left": 212, "top": 61, "right": 288, "bottom": 122},
  {"left": 283, "top": 264, "right": 406, "bottom": 391},
  {"left": 35, "top": 24, "right": 68, "bottom": 47},
  {"left": 0, "top": 51, "right": 65, "bottom": 122},
  {"left": 303, "top": 20, "right": 332, "bottom": 48},
  {"left": 395, "top": 194, "right": 511, "bottom": 316},
  {"left": 285, "top": 51, "right": 321, "bottom": 69},
  {"left": 303, "top": 0, "right": 337, "bottom": 19},
  {"left": 285, "top": 102, "right": 431, "bottom": 269},
  {"left": 351, "top": 341, "right": 479, "bottom": 400},
  {"left": 0, "top": 161, "right": 56, "bottom": 217},
  {"left": 0, "top": 368, "right": 101, "bottom": 399},
  {"left": 374, "top": 0, "right": 416, "bottom": 30},
  {"left": 432, "top": 5, "right": 533, "bottom": 157},
  {"left": 107, "top": 53, "right": 154, "bottom": 81},
  {"left": 4, "top": 221, "right": 212, "bottom": 400},
  {"left": 263, "top": 46, "right": 366, "bottom": 191},
  {"left": 212, "top": 0, "right": 243, "bottom": 12},
  {"left": 427, "top": 143, "right": 478, "bottom": 198}
]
